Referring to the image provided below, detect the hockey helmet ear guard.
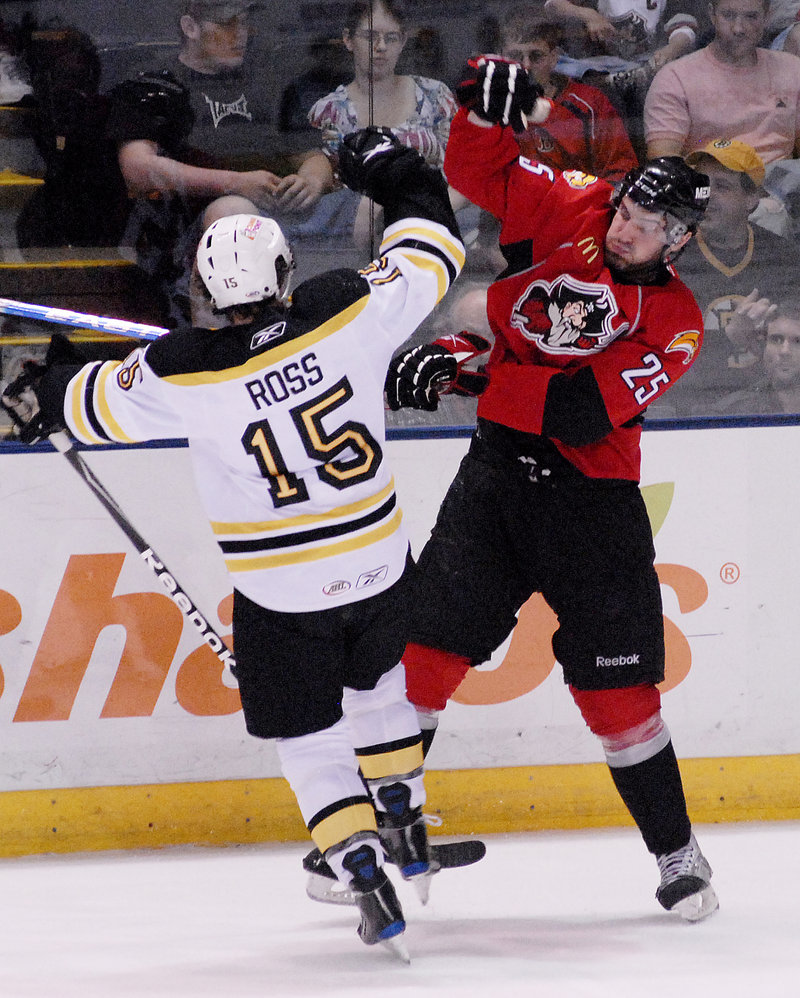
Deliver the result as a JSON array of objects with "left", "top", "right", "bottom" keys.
[
  {"left": 614, "top": 157, "right": 710, "bottom": 243},
  {"left": 196, "top": 214, "right": 296, "bottom": 310}
]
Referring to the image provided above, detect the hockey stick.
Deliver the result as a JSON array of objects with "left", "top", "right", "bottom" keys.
[
  {"left": 48, "top": 430, "right": 235, "bottom": 671},
  {"left": 0, "top": 297, "right": 167, "bottom": 341}
]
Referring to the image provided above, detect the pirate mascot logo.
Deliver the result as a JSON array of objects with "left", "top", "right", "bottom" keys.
[{"left": 510, "top": 276, "right": 622, "bottom": 354}]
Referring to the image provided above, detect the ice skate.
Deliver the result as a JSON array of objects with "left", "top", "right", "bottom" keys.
[
  {"left": 342, "top": 844, "right": 409, "bottom": 963},
  {"left": 656, "top": 833, "right": 719, "bottom": 922},
  {"left": 304, "top": 835, "right": 487, "bottom": 905},
  {"left": 375, "top": 782, "right": 432, "bottom": 904}
]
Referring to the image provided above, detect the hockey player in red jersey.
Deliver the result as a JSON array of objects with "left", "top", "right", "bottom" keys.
[{"left": 386, "top": 57, "right": 719, "bottom": 922}]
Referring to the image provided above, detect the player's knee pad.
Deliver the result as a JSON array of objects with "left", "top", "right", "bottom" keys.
[
  {"left": 403, "top": 642, "right": 471, "bottom": 712},
  {"left": 276, "top": 717, "right": 366, "bottom": 825},
  {"left": 344, "top": 663, "right": 423, "bottom": 755},
  {"left": 569, "top": 683, "right": 662, "bottom": 737},
  {"left": 344, "top": 662, "right": 407, "bottom": 717}
]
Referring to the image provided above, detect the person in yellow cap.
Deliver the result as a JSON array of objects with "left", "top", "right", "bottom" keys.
[{"left": 667, "top": 138, "right": 797, "bottom": 415}]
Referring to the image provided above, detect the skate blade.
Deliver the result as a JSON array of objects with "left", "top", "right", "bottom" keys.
[
  {"left": 305, "top": 872, "right": 358, "bottom": 906},
  {"left": 409, "top": 871, "right": 432, "bottom": 905},
  {"left": 674, "top": 884, "right": 719, "bottom": 922},
  {"left": 380, "top": 934, "right": 411, "bottom": 964}
]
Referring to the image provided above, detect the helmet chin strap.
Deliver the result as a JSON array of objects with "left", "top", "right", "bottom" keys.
[{"left": 608, "top": 257, "right": 670, "bottom": 286}]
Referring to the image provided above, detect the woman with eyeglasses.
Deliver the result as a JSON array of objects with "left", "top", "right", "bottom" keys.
[{"left": 308, "top": 0, "right": 465, "bottom": 245}]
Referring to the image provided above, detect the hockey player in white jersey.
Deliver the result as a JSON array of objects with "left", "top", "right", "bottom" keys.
[{"left": 3, "top": 128, "right": 465, "bottom": 961}]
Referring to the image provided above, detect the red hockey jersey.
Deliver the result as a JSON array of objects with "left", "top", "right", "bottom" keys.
[
  {"left": 516, "top": 77, "right": 637, "bottom": 183},
  {"left": 445, "top": 108, "right": 703, "bottom": 482}
]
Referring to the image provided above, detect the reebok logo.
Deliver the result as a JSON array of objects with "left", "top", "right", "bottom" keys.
[
  {"left": 250, "top": 322, "right": 287, "bottom": 350},
  {"left": 363, "top": 138, "right": 394, "bottom": 162},
  {"left": 596, "top": 653, "right": 640, "bottom": 668}
]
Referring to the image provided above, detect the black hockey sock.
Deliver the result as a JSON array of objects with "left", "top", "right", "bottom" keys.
[{"left": 608, "top": 741, "right": 692, "bottom": 855}]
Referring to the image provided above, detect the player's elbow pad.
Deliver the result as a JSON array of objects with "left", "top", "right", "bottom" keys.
[{"left": 541, "top": 367, "right": 613, "bottom": 446}]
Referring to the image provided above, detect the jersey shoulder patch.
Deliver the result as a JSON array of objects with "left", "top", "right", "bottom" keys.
[{"left": 562, "top": 169, "right": 599, "bottom": 189}]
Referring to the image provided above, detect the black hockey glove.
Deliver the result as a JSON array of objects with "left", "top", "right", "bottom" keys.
[
  {"left": 385, "top": 332, "right": 491, "bottom": 411},
  {"left": 455, "top": 55, "right": 542, "bottom": 132},
  {"left": 336, "top": 126, "right": 428, "bottom": 205},
  {"left": 0, "top": 333, "right": 84, "bottom": 444},
  {"left": 107, "top": 69, "right": 194, "bottom": 150}
]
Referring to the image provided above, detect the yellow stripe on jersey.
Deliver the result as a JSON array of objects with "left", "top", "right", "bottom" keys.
[
  {"left": 224, "top": 508, "right": 403, "bottom": 572},
  {"left": 67, "top": 365, "right": 102, "bottom": 443},
  {"left": 382, "top": 222, "right": 466, "bottom": 270},
  {"left": 93, "top": 361, "right": 136, "bottom": 444},
  {"left": 356, "top": 742, "right": 424, "bottom": 781},
  {"left": 398, "top": 252, "right": 450, "bottom": 304},
  {"left": 310, "top": 802, "right": 378, "bottom": 855},
  {"left": 163, "top": 296, "right": 370, "bottom": 387},
  {"left": 209, "top": 479, "right": 396, "bottom": 536}
]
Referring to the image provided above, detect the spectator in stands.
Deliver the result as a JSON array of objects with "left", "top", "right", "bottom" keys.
[
  {"left": 16, "top": 26, "right": 130, "bottom": 249},
  {"left": 543, "top": 0, "right": 699, "bottom": 155},
  {"left": 308, "top": 0, "right": 465, "bottom": 247},
  {"left": 108, "top": 0, "right": 334, "bottom": 325},
  {"left": 467, "top": 11, "right": 639, "bottom": 278},
  {"left": 765, "top": 1, "right": 800, "bottom": 54},
  {"left": 644, "top": 0, "right": 800, "bottom": 233},
  {"left": 710, "top": 294, "right": 800, "bottom": 413},
  {"left": 666, "top": 138, "right": 796, "bottom": 415},
  {"left": 500, "top": 10, "right": 638, "bottom": 181},
  {"left": 279, "top": 35, "right": 351, "bottom": 135}
]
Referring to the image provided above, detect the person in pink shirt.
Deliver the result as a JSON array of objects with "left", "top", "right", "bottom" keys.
[{"left": 644, "top": 0, "right": 800, "bottom": 164}]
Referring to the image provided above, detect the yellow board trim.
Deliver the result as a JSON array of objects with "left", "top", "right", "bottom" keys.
[
  {"left": 0, "top": 754, "right": 797, "bottom": 857},
  {"left": 0, "top": 258, "right": 131, "bottom": 268}
]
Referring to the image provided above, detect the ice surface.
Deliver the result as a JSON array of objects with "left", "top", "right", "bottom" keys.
[{"left": 1, "top": 822, "right": 797, "bottom": 997}]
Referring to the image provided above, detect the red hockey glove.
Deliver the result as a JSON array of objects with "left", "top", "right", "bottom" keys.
[
  {"left": 455, "top": 55, "right": 542, "bottom": 131},
  {"left": 384, "top": 332, "right": 490, "bottom": 411}
]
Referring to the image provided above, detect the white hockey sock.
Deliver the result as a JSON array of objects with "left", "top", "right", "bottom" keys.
[
  {"left": 600, "top": 711, "right": 672, "bottom": 768},
  {"left": 343, "top": 663, "right": 426, "bottom": 811},
  {"left": 276, "top": 716, "right": 369, "bottom": 827}
]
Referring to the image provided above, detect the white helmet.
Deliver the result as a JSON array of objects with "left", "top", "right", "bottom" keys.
[{"left": 196, "top": 214, "right": 295, "bottom": 310}]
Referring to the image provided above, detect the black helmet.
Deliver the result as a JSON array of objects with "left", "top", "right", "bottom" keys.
[{"left": 614, "top": 157, "right": 710, "bottom": 234}]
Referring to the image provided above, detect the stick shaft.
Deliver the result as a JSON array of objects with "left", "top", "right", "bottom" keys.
[
  {"left": 0, "top": 297, "right": 168, "bottom": 341},
  {"left": 50, "top": 432, "right": 235, "bottom": 670}
]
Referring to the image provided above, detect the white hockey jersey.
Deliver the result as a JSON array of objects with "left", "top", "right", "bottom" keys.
[{"left": 62, "top": 216, "right": 464, "bottom": 611}]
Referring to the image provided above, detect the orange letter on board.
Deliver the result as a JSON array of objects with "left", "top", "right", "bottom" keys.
[{"left": 14, "top": 553, "right": 183, "bottom": 721}]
